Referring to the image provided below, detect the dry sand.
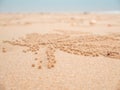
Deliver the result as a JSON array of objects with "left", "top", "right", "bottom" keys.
[{"left": 0, "top": 13, "right": 120, "bottom": 90}]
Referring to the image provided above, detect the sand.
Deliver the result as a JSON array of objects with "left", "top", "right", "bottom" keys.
[{"left": 0, "top": 13, "right": 120, "bottom": 90}]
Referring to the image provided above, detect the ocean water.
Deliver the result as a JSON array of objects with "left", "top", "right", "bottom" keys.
[{"left": 0, "top": 0, "right": 120, "bottom": 13}]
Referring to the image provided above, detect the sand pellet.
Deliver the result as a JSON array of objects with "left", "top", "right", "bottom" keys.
[
  {"left": 32, "top": 64, "right": 35, "bottom": 67},
  {"left": 35, "top": 58, "right": 38, "bottom": 60},
  {"left": 2, "top": 48, "right": 7, "bottom": 53},
  {"left": 38, "top": 66, "right": 41, "bottom": 69}
]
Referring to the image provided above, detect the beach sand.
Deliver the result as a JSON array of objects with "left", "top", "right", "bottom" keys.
[{"left": 0, "top": 13, "right": 120, "bottom": 90}]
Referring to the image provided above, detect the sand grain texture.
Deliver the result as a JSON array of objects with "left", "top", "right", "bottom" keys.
[{"left": 0, "top": 13, "right": 120, "bottom": 90}]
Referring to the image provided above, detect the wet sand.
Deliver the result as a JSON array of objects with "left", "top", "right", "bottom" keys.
[{"left": 0, "top": 13, "right": 120, "bottom": 90}]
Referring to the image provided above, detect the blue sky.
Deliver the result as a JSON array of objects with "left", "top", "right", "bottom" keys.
[{"left": 0, "top": 0, "right": 120, "bottom": 12}]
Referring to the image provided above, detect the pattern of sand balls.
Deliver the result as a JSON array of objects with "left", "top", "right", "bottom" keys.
[
  {"left": 46, "top": 45, "right": 56, "bottom": 69},
  {"left": 33, "top": 58, "right": 42, "bottom": 69},
  {"left": 2, "top": 32, "right": 120, "bottom": 69}
]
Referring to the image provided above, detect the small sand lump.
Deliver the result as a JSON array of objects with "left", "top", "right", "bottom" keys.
[{"left": 2, "top": 48, "right": 7, "bottom": 53}]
